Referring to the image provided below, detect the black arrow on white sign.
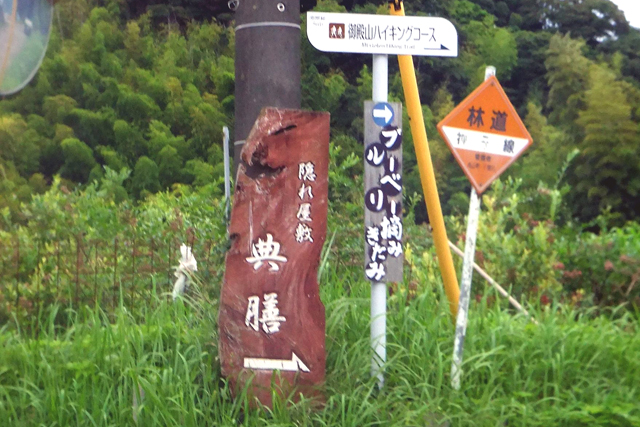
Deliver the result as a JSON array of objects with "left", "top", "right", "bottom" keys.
[{"left": 424, "top": 44, "right": 450, "bottom": 51}]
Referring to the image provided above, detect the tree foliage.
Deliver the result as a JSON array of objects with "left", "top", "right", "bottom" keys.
[
  {"left": 0, "top": 0, "right": 639, "bottom": 228},
  {"left": 570, "top": 64, "right": 640, "bottom": 222}
]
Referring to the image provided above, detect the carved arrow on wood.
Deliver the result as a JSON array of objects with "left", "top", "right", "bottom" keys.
[{"left": 244, "top": 353, "right": 310, "bottom": 372}]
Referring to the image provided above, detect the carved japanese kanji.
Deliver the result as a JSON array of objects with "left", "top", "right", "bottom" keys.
[{"left": 219, "top": 108, "right": 330, "bottom": 407}]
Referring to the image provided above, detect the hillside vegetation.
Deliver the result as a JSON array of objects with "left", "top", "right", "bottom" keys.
[
  {"left": 1, "top": 0, "right": 640, "bottom": 226},
  {"left": 2, "top": 0, "right": 640, "bottom": 315},
  {"left": 1, "top": 1, "right": 640, "bottom": 425}
]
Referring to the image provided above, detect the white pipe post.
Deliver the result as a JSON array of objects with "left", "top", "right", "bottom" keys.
[
  {"left": 483, "top": 66, "right": 496, "bottom": 83},
  {"left": 372, "top": 54, "right": 388, "bottom": 102},
  {"left": 450, "top": 187, "right": 480, "bottom": 390},
  {"left": 371, "top": 54, "right": 388, "bottom": 389},
  {"left": 451, "top": 66, "right": 495, "bottom": 390},
  {"left": 223, "top": 126, "right": 231, "bottom": 227}
]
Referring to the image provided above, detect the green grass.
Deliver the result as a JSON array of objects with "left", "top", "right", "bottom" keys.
[{"left": 1, "top": 252, "right": 639, "bottom": 426}]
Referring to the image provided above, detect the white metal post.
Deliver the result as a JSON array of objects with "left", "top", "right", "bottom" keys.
[
  {"left": 372, "top": 54, "right": 388, "bottom": 102},
  {"left": 451, "top": 66, "right": 495, "bottom": 390},
  {"left": 450, "top": 187, "right": 480, "bottom": 390},
  {"left": 371, "top": 54, "right": 388, "bottom": 388},
  {"left": 223, "top": 126, "right": 231, "bottom": 226}
]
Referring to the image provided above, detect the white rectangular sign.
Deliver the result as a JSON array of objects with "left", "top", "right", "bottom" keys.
[
  {"left": 307, "top": 12, "right": 458, "bottom": 57},
  {"left": 440, "top": 126, "right": 530, "bottom": 158}
]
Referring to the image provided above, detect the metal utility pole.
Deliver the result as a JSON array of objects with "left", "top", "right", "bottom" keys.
[{"left": 233, "top": 0, "right": 301, "bottom": 174}]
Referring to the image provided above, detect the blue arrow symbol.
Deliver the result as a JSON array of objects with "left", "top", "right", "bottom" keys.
[{"left": 372, "top": 102, "right": 394, "bottom": 126}]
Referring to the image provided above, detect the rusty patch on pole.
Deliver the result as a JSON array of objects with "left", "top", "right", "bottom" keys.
[{"left": 219, "top": 108, "right": 330, "bottom": 407}]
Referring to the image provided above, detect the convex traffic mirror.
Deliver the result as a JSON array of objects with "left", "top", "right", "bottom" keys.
[{"left": 0, "top": 0, "right": 53, "bottom": 96}]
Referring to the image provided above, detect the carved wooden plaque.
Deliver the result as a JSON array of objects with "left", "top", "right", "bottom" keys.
[{"left": 219, "top": 108, "right": 329, "bottom": 407}]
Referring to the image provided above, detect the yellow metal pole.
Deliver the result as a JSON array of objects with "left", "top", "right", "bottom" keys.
[{"left": 389, "top": 1, "right": 460, "bottom": 317}]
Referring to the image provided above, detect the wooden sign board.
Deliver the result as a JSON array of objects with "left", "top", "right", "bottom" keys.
[
  {"left": 219, "top": 108, "right": 329, "bottom": 407},
  {"left": 364, "top": 101, "right": 403, "bottom": 283},
  {"left": 437, "top": 76, "right": 533, "bottom": 194}
]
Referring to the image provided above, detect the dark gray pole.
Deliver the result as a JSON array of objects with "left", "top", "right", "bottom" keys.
[{"left": 233, "top": 0, "right": 301, "bottom": 173}]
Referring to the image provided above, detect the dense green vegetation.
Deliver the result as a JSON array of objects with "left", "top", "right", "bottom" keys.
[
  {"left": 3, "top": 0, "right": 638, "bottom": 309},
  {"left": 3, "top": 147, "right": 639, "bottom": 327},
  {"left": 1, "top": 181, "right": 639, "bottom": 425},
  {"left": 1, "top": 0, "right": 640, "bottom": 226},
  {"left": 1, "top": 1, "right": 640, "bottom": 424},
  {"left": 1, "top": 0, "right": 235, "bottom": 223},
  {"left": 0, "top": 142, "right": 639, "bottom": 425}
]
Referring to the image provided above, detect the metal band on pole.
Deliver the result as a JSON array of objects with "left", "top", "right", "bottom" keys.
[{"left": 236, "top": 22, "right": 301, "bottom": 31}]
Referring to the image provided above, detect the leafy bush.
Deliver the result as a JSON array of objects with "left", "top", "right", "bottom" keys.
[
  {"left": 444, "top": 175, "right": 639, "bottom": 311},
  {"left": 0, "top": 172, "right": 227, "bottom": 329},
  {"left": 557, "top": 221, "right": 640, "bottom": 310},
  {"left": 446, "top": 178, "right": 563, "bottom": 305}
]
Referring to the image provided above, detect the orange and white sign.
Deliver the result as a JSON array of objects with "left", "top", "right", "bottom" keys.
[{"left": 437, "top": 76, "right": 532, "bottom": 194}]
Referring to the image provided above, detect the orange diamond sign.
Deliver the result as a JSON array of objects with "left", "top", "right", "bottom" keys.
[{"left": 437, "top": 76, "right": 533, "bottom": 194}]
